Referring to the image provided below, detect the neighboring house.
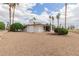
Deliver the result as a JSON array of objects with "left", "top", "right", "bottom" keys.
[
  {"left": 24, "top": 24, "right": 45, "bottom": 32},
  {"left": 23, "top": 19, "right": 45, "bottom": 32}
]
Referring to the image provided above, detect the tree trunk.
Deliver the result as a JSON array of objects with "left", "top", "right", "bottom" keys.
[
  {"left": 12, "top": 6, "right": 15, "bottom": 24},
  {"left": 65, "top": 3, "right": 67, "bottom": 28},
  {"left": 8, "top": 5, "right": 12, "bottom": 31},
  {"left": 57, "top": 19, "right": 59, "bottom": 27},
  {"left": 50, "top": 18, "right": 53, "bottom": 32},
  {"left": 9, "top": 5, "right": 11, "bottom": 25}
]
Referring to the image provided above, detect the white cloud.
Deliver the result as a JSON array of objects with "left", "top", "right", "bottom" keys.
[
  {"left": 39, "top": 3, "right": 44, "bottom": 5},
  {"left": 52, "top": 3, "right": 79, "bottom": 28},
  {"left": 0, "top": 3, "right": 37, "bottom": 25},
  {"left": 44, "top": 7, "right": 49, "bottom": 12},
  {"left": 0, "top": 3, "right": 79, "bottom": 28}
]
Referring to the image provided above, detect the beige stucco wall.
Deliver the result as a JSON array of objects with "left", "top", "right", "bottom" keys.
[{"left": 24, "top": 25, "right": 44, "bottom": 32}]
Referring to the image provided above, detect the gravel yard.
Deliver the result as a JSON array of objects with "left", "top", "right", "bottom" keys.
[{"left": 0, "top": 32, "right": 79, "bottom": 56}]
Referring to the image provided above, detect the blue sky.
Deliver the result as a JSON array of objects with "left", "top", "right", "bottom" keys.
[
  {"left": 0, "top": 3, "right": 79, "bottom": 28},
  {"left": 32, "top": 3, "right": 64, "bottom": 15}
]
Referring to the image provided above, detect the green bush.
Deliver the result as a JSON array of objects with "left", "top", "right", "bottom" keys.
[
  {"left": 45, "top": 24, "right": 56, "bottom": 31},
  {"left": 0, "top": 22, "right": 5, "bottom": 30},
  {"left": 10, "top": 23, "right": 23, "bottom": 32},
  {"left": 54, "top": 27, "right": 68, "bottom": 35},
  {"left": 45, "top": 25, "right": 50, "bottom": 31}
]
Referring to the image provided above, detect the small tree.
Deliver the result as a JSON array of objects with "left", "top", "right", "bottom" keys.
[
  {"left": 45, "top": 24, "right": 50, "bottom": 31},
  {"left": 49, "top": 15, "right": 54, "bottom": 32},
  {"left": 0, "top": 22, "right": 5, "bottom": 30},
  {"left": 44, "top": 24, "right": 55, "bottom": 31},
  {"left": 10, "top": 23, "right": 23, "bottom": 32}
]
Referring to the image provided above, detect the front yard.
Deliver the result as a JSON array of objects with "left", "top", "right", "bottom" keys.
[{"left": 0, "top": 32, "right": 79, "bottom": 55}]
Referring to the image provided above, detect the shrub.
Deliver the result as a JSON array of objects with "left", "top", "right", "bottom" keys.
[
  {"left": 10, "top": 23, "right": 23, "bottom": 32},
  {"left": 45, "top": 25, "right": 50, "bottom": 31},
  {"left": 23, "top": 25, "right": 27, "bottom": 29},
  {"left": 54, "top": 27, "right": 68, "bottom": 35},
  {"left": 0, "top": 22, "right": 5, "bottom": 30},
  {"left": 54, "top": 27, "right": 59, "bottom": 33},
  {"left": 45, "top": 24, "right": 56, "bottom": 31}
]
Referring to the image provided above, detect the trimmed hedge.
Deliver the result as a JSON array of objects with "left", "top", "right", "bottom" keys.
[
  {"left": 0, "top": 22, "right": 5, "bottom": 30},
  {"left": 10, "top": 23, "right": 24, "bottom": 32},
  {"left": 54, "top": 27, "right": 68, "bottom": 35}
]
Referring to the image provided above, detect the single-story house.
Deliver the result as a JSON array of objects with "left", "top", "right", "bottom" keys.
[{"left": 24, "top": 23, "right": 45, "bottom": 32}]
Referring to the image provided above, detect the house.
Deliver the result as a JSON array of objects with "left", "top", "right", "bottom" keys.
[
  {"left": 24, "top": 24, "right": 45, "bottom": 32},
  {"left": 23, "top": 18, "right": 45, "bottom": 32}
]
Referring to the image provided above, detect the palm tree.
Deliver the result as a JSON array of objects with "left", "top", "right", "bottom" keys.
[
  {"left": 56, "top": 13, "right": 60, "bottom": 27},
  {"left": 51, "top": 16, "right": 54, "bottom": 29},
  {"left": 33, "top": 17, "right": 36, "bottom": 25},
  {"left": 5, "top": 3, "right": 19, "bottom": 25},
  {"left": 32, "top": 17, "right": 36, "bottom": 32},
  {"left": 51, "top": 16, "right": 54, "bottom": 24},
  {"left": 65, "top": 3, "right": 67, "bottom": 28},
  {"left": 8, "top": 3, "right": 12, "bottom": 26},
  {"left": 4, "top": 3, "right": 19, "bottom": 31},
  {"left": 11, "top": 3, "right": 19, "bottom": 24},
  {"left": 49, "top": 15, "right": 54, "bottom": 32}
]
